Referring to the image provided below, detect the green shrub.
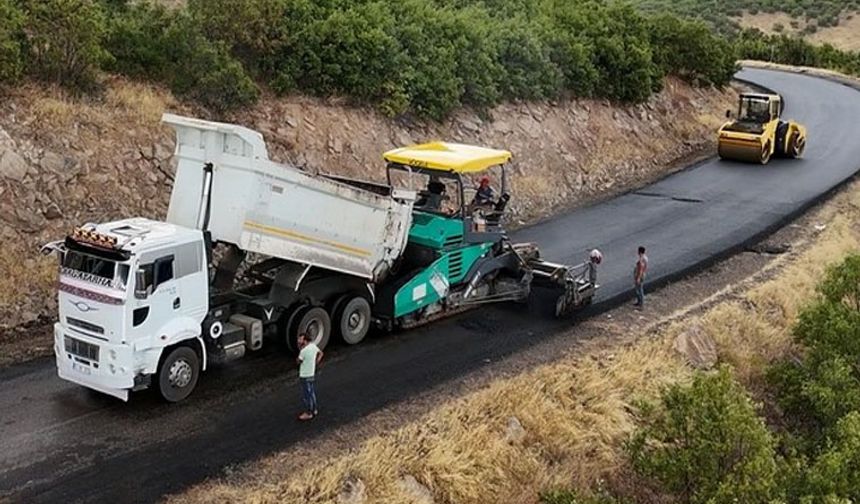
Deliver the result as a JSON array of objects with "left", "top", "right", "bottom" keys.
[
  {"left": 103, "top": 2, "right": 175, "bottom": 80},
  {"left": 105, "top": 5, "right": 258, "bottom": 113},
  {"left": 491, "top": 17, "right": 563, "bottom": 101},
  {"left": 162, "top": 16, "right": 259, "bottom": 113},
  {"left": 649, "top": 14, "right": 738, "bottom": 86},
  {"left": 188, "top": 0, "right": 288, "bottom": 74},
  {"left": 19, "top": 0, "right": 108, "bottom": 90},
  {"left": 0, "top": 0, "right": 25, "bottom": 83},
  {"left": 628, "top": 367, "right": 780, "bottom": 504},
  {"left": 288, "top": 2, "right": 405, "bottom": 108},
  {"left": 387, "top": 1, "right": 474, "bottom": 118},
  {"left": 803, "top": 411, "right": 860, "bottom": 501},
  {"left": 4, "top": 0, "right": 745, "bottom": 116},
  {"left": 769, "top": 254, "right": 860, "bottom": 436}
]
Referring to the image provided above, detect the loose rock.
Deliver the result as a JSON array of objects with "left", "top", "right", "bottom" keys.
[
  {"left": 0, "top": 149, "right": 28, "bottom": 181},
  {"left": 337, "top": 475, "right": 366, "bottom": 504},
  {"left": 673, "top": 324, "right": 717, "bottom": 370},
  {"left": 398, "top": 474, "right": 434, "bottom": 504},
  {"left": 505, "top": 416, "right": 526, "bottom": 445}
]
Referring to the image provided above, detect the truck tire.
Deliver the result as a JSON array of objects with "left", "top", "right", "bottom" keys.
[
  {"left": 293, "top": 306, "right": 331, "bottom": 350},
  {"left": 283, "top": 303, "right": 308, "bottom": 354},
  {"left": 335, "top": 295, "right": 372, "bottom": 345},
  {"left": 156, "top": 346, "right": 200, "bottom": 403}
]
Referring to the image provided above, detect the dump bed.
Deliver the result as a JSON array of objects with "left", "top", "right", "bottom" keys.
[{"left": 162, "top": 114, "right": 414, "bottom": 281}]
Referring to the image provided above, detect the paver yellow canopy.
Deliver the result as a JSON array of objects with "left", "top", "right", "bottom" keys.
[
  {"left": 383, "top": 142, "right": 512, "bottom": 173},
  {"left": 717, "top": 93, "right": 807, "bottom": 164}
]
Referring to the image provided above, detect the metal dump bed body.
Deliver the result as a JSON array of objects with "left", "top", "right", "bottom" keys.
[{"left": 162, "top": 113, "right": 414, "bottom": 281}]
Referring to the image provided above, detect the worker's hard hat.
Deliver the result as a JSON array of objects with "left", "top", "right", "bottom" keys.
[
  {"left": 590, "top": 249, "right": 603, "bottom": 264},
  {"left": 479, "top": 175, "right": 490, "bottom": 184}
]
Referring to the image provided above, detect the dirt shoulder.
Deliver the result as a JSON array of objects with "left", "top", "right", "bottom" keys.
[
  {"left": 0, "top": 77, "right": 737, "bottom": 366},
  {"left": 166, "top": 147, "right": 860, "bottom": 504}
]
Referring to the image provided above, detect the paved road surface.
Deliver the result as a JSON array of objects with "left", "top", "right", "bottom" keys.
[{"left": 2, "top": 68, "right": 860, "bottom": 503}]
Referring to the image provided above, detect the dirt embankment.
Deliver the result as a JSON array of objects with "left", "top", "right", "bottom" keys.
[{"left": 0, "top": 77, "right": 735, "bottom": 352}]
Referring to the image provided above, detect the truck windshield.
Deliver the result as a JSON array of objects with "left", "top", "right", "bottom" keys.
[{"left": 62, "top": 251, "right": 130, "bottom": 290}]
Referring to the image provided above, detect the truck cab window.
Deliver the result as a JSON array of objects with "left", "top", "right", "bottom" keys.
[{"left": 155, "top": 257, "right": 174, "bottom": 287}]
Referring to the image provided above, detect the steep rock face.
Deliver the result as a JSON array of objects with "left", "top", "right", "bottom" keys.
[{"left": 0, "top": 77, "right": 735, "bottom": 330}]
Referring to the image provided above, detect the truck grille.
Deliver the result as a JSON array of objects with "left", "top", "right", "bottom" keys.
[
  {"left": 64, "top": 335, "right": 100, "bottom": 362},
  {"left": 67, "top": 317, "right": 105, "bottom": 335}
]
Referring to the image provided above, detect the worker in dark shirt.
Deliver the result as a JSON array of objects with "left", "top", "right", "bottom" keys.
[{"left": 417, "top": 176, "right": 447, "bottom": 211}]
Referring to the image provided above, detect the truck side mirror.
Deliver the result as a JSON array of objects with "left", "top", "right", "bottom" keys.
[{"left": 134, "top": 268, "right": 149, "bottom": 299}]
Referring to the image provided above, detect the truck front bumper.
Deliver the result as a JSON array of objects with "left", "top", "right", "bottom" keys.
[{"left": 54, "top": 323, "right": 136, "bottom": 401}]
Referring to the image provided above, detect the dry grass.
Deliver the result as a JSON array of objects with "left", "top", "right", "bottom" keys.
[
  {"left": 105, "top": 79, "right": 175, "bottom": 125},
  {"left": 733, "top": 10, "right": 860, "bottom": 52},
  {"left": 171, "top": 177, "right": 860, "bottom": 504},
  {"left": 21, "top": 78, "right": 173, "bottom": 133},
  {"left": 0, "top": 249, "right": 55, "bottom": 308},
  {"left": 29, "top": 94, "right": 79, "bottom": 130}
]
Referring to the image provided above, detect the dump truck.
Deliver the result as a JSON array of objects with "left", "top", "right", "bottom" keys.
[
  {"left": 41, "top": 114, "right": 599, "bottom": 402},
  {"left": 718, "top": 92, "right": 807, "bottom": 164}
]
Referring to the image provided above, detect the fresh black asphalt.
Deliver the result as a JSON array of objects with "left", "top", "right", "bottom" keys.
[{"left": 2, "top": 68, "right": 860, "bottom": 503}]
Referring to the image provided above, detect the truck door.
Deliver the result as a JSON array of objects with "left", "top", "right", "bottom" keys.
[{"left": 128, "top": 253, "right": 180, "bottom": 343}]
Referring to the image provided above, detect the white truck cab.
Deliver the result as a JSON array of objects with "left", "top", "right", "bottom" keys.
[
  {"left": 43, "top": 114, "right": 416, "bottom": 402},
  {"left": 46, "top": 218, "right": 208, "bottom": 401}
]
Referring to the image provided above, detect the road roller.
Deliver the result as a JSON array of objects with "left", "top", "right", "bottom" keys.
[{"left": 718, "top": 92, "right": 807, "bottom": 164}]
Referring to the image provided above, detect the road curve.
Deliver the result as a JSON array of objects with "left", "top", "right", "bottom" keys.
[{"left": 2, "top": 68, "right": 860, "bottom": 503}]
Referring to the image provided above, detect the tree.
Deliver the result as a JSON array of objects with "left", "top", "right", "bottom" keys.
[
  {"left": 0, "top": 0, "right": 24, "bottom": 83},
  {"left": 19, "top": 0, "right": 108, "bottom": 90},
  {"left": 628, "top": 367, "right": 780, "bottom": 504}
]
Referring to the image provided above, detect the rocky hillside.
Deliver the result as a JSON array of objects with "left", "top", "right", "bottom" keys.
[{"left": 0, "top": 77, "right": 735, "bottom": 335}]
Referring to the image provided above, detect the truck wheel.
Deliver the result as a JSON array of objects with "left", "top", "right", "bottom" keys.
[
  {"left": 335, "top": 295, "right": 372, "bottom": 345},
  {"left": 283, "top": 303, "right": 309, "bottom": 354},
  {"left": 293, "top": 306, "right": 331, "bottom": 350},
  {"left": 156, "top": 346, "right": 200, "bottom": 403}
]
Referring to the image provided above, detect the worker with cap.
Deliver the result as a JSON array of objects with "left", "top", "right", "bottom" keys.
[{"left": 472, "top": 175, "right": 495, "bottom": 207}]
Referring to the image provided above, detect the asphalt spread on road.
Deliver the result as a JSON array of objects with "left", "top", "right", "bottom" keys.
[{"left": 2, "top": 68, "right": 860, "bottom": 503}]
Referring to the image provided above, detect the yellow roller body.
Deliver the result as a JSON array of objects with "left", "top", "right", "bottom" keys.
[{"left": 718, "top": 135, "right": 768, "bottom": 163}]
